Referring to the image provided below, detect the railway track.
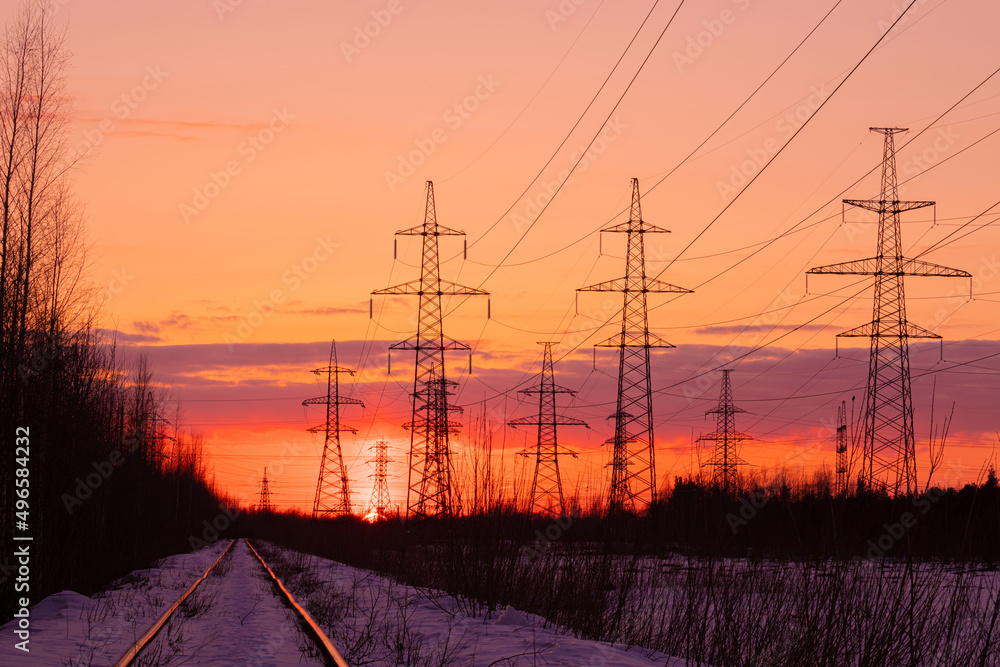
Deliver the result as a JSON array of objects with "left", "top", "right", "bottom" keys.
[{"left": 114, "top": 538, "right": 349, "bottom": 667}]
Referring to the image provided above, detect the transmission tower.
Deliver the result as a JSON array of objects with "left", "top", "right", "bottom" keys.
[
  {"left": 578, "top": 178, "right": 692, "bottom": 513},
  {"left": 371, "top": 181, "right": 489, "bottom": 519},
  {"left": 807, "top": 127, "right": 969, "bottom": 495},
  {"left": 303, "top": 340, "right": 363, "bottom": 518},
  {"left": 258, "top": 467, "right": 273, "bottom": 514},
  {"left": 835, "top": 400, "right": 849, "bottom": 496},
  {"left": 507, "top": 342, "right": 588, "bottom": 516},
  {"left": 698, "top": 369, "right": 752, "bottom": 494},
  {"left": 365, "top": 440, "right": 394, "bottom": 520}
]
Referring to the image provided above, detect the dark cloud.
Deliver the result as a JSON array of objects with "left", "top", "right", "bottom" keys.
[
  {"left": 694, "top": 324, "right": 832, "bottom": 336},
  {"left": 108, "top": 338, "right": 1000, "bottom": 477}
]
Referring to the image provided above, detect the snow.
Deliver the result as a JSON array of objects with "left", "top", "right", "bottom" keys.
[
  {"left": 2, "top": 538, "right": 688, "bottom": 666},
  {"left": 257, "top": 542, "right": 686, "bottom": 666},
  {"left": 1, "top": 538, "right": 233, "bottom": 665},
  {"left": 0, "top": 538, "right": 686, "bottom": 666}
]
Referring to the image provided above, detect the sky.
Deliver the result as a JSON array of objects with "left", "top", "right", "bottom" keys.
[{"left": 24, "top": 0, "right": 1000, "bottom": 511}]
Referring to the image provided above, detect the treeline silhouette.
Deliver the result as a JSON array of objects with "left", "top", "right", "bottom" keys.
[{"left": 0, "top": 2, "right": 225, "bottom": 620}]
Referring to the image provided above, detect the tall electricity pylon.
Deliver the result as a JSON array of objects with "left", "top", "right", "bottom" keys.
[
  {"left": 507, "top": 342, "right": 588, "bottom": 516},
  {"left": 365, "top": 440, "right": 393, "bottom": 520},
  {"left": 698, "top": 369, "right": 752, "bottom": 494},
  {"left": 578, "top": 178, "right": 692, "bottom": 514},
  {"left": 258, "top": 467, "right": 273, "bottom": 514},
  {"left": 835, "top": 400, "right": 849, "bottom": 496},
  {"left": 372, "top": 181, "right": 488, "bottom": 519},
  {"left": 808, "top": 128, "right": 969, "bottom": 496},
  {"left": 304, "top": 340, "right": 362, "bottom": 518}
]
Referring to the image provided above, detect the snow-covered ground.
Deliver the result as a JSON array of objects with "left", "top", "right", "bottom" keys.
[
  {"left": 1, "top": 538, "right": 232, "bottom": 666},
  {"left": 255, "top": 541, "right": 685, "bottom": 667},
  {"left": 1, "top": 538, "right": 686, "bottom": 666}
]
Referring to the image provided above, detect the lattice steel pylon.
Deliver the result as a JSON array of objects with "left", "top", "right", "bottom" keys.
[
  {"left": 304, "top": 340, "right": 363, "bottom": 518},
  {"left": 365, "top": 440, "right": 394, "bottom": 520},
  {"left": 578, "top": 178, "right": 692, "bottom": 513},
  {"left": 808, "top": 127, "right": 970, "bottom": 496},
  {"left": 258, "top": 467, "right": 273, "bottom": 514},
  {"left": 698, "top": 369, "right": 752, "bottom": 494},
  {"left": 835, "top": 400, "right": 849, "bottom": 496},
  {"left": 507, "top": 342, "right": 588, "bottom": 516},
  {"left": 372, "top": 181, "right": 488, "bottom": 519}
]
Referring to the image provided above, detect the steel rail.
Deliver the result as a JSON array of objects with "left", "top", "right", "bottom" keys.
[
  {"left": 245, "top": 539, "right": 351, "bottom": 667},
  {"left": 114, "top": 538, "right": 236, "bottom": 666}
]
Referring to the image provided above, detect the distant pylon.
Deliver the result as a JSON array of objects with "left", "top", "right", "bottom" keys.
[
  {"left": 371, "top": 181, "right": 489, "bottom": 519},
  {"left": 835, "top": 400, "right": 849, "bottom": 496},
  {"left": 303, "top": 340, "right": 363, "bottom": 518},
  {"left": 507, "top": 342, "right": 588, "bottom": 516},
  {"left": 366, "top": 440, "right": 394, "bottom": 520},
  {"left": 807, "top": 128, "right": 969, "bottom": 495},
  {"left": 258, "top": 467, "right": 273, "bottom": 514},
  {"left": 698, "top": 369, "right": 752, "bottom": 494},
  {"left": 578, "top": 178, "right": 692, "bottom": 513}
]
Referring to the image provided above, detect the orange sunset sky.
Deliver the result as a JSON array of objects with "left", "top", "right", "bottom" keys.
[{"left": 42, "top": 0, "right": 1000, "bottom": 511}]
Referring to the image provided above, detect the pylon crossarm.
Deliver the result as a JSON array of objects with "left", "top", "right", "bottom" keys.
[
  {"left": 697, "top": 431, "right": 753, "bottom": 443},
  {"left": 403, "top": 420, "right": 462, "bottom": 430},
  {"left": 389, "top": 338, "right": 471, "bottom": 351},
  {"left": 394, "top": 222, "right": 466, "bottom": 236},
  {"left": 509, "top": 415, "right": 588, "bottom": 428},
  {"left": 843, "top": 198, "right": 934, "bottom": 213},
  {"left": 519, "top": 382, "right": 577, "bottom": 395},
  {"left": 310, "top": 365, "right": 356, "bottom": 376},
  {"left": 809, "top": 256, "right": 970, "bottom": 277},
  {"left": 555, "top": 415, "right": 589, "bottom": 428},
  {"left": 302, "top": 396, "right": 363, "bottom": 407},
  {"left": 837, "top": 320, "right": 943, "bottom": 339},
  {"left": 373, "top": 278, "right": 487, "bottom": 296},
  {"left": 645, "top": 278, "right": 694, "bottom": 293},
  {"left": 578, "top": 277, "right": 691, "bottom": 294},
  {"left": 706, "top": 406, "right": 747, "bottom": 416},
  {"left": 309, "top": 424, "right": 357, "bottom": 434},
  {"left": 601, "top": 221, "right": 671, "bottom": 234},
  {"left": 897, "top": 258, "right": 971, "bottom": 277},
  {"left": 807, "top": 258, "right": 880, "bottom": 275},
  {"left": 578, "top": 278, "right": 627, "bottom": 292},
  {"left": 595, "top": 332, "right": 675, "bottom": 348}
]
